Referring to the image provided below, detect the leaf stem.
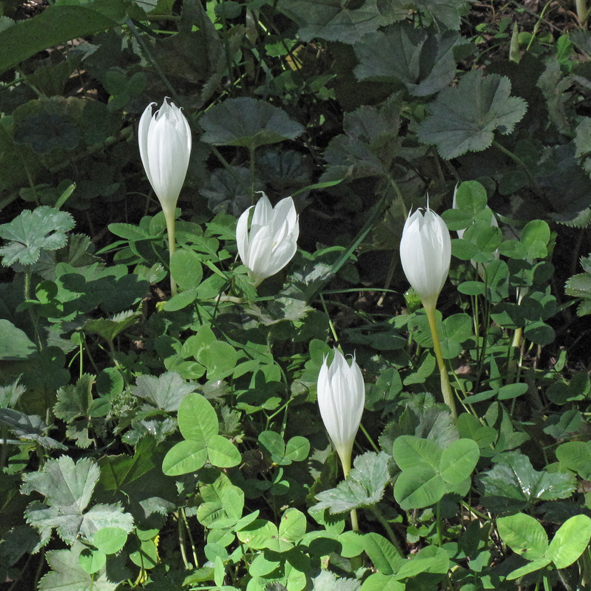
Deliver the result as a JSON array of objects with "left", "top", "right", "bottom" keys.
[
  {"left": 163, "top": 208, "right": 177, "bottom": 297},
  {"left": 425, "top": 306, "right": 457, "bottom": 419},
  {"left": 368, "top": 505, "right": 404, "bottom": 557}
]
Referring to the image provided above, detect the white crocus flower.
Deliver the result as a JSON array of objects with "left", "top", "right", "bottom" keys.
[
  {"left": 138, "top": 98, "right": 192, "bottom": 218},
  {"left": 236, "top": 194, "right": 299, "bottom": 286},
  {"left": 400, "top": 206, "right": 457, "bottom": 419},
  {"left": 138, "top": 99, "right": 192, "bottom": 296},
  {"left": 400, "top": 208, "right": 452, "bottom": 313},
  {"left": 317, "top": 349, "right": 365, "bottom": 477}
]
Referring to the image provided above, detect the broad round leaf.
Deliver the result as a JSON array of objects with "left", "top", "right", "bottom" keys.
[
  {"left": 392, "top": 436, "right": 442, "bottom": 470},
  {"left": 279, "top": 508, "right": 307, "bottom": 543},
  {"left": 78, "top": 548, "right": 106, "bottom": 574},
  {"left": 93, "top": 527, "right": 128, "bottom": 555},
  {"left": 170, "top": 249, "right": 203, "bottom": 290}
]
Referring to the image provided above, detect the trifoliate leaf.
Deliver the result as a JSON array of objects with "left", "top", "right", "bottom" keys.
[
  {"left": 277, "top": 0, "right": 404, "bottom": 44},
  {"left": 200, "top": 97, "right": 304, "bottom": 150},
  {"left": 354, "top": 25, "right": 463, "bottom": 97},
  {"left": 315, "top": 451, "right": 390, "bottom": 513},
  {"left": 418, "top": 71, "right": 527, "bottom": 159},
  {"left": 131, "top": 371, "right": 196, "bottom": 412},
  {"left": 0, "top": 206, "right": 75, "bottom": 266},
  {"left": 478, "top": 452, "right": 576, "bottom": 513}
]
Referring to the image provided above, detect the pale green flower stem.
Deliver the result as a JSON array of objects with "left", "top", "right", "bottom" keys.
[
  {"left": 163, "top": 207, "right": 177, "bottom": 297},
  {"left": 424, "top": 305, "right": 457, "bottom": 420},
  {"left": 340, "top": 455, "right": 359, "bottom": 532}
]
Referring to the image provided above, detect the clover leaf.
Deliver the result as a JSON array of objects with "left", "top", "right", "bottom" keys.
[
  {"left": 418, "top": 70, "right": 527, "bottom": 159},
  {"left": 0, "top": 206, "right": 75, "bottom": 266}
]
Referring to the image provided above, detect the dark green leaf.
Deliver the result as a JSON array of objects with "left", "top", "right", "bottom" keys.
[
  {"left": 200, "top": 97, "right": 304, "bottom": 150},
  {"left": 354, "top": 25, "right": 461, "bottom": 96},
  {"left": 418, "top": 71, "right": 527, "bottom": 159},
  {"left": 0, "top": 319, "right": 37, "bottom": 360},
  {"left": 132, "top": 372, "right": 196, "bottom": 412}
]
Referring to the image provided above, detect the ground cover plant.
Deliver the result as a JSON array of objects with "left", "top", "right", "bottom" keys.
[{"left": 2, "top": 0, "right": 591, "bottom": 589}]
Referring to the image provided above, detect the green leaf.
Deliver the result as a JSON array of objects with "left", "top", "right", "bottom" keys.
[
  {"left": 390, "top": 0, "right": 471, "bottom": 30},
  {"left": 394, "top": 545, "right": 449, "bottom": 580},
  {"left": 545, "top": 514, "right": 591, "bottom": 569},
  {"left": 0, "top": 0, "right": 127, "bottom": 75},
  {"left": 276, "top": 0, "right": 401, "bottom": 44},
  {"left": 393, "top": 464, "right": 446, "bottom": 510},
  {"left": 78, "top": 548, "right": 106, "bottom": 574},
  {"left": 132, "top": 371, "right": 196, "bottom": 412},
  {"left": 170, "top": 249, "right": 203, "bottom": 291},
  {"left": 200, "top": 97, "right": 304, "bottom": 150},
  {"left": 285, "top": 436, "right": 310, "bottom": 462},
  {"left": 556, "top": 440, "right": 591, "bottom": 479},
  {"left": 39, "top": 543, "right": 120, "bottom": 591},
  {"left": 312, "top": 570, "right": 361, "bottom": 591},
  {"left": 22, "top": 457, "right": 133, "bottom": 547},
  {"left": 279, "top": 508, "right": 307, "bottom": 544},
  {"left": 392, "top": 435, "right": 442, "bottom": 470},
  {"left": 197, "top": 473, "right": 244, "bottom": 528},
  {"left": 162, "top": 440, "right": 208, "bottom": 476},
  {"left": 177, "top": 392, "right": 218, "bottom": 443},
  {"left": 0, "top": 206, "right": 75, "bottom": 266},
  {"left": 363, "top": 533, "right": 405, "bottom": 575},
  {"left": 418, "top": 70, "right": 527, "bottom": 159},
  {"left": 54, "top": 374, "right": 94, "bottom": 422},
  {"left": 497, "top": 513, "right": 549, "bottom": 561},
  {"left": 506, "top": 557, "right": 552, "bottom": 581},
  {"left": 0, "top": 319, "right": 37, "bottom": 360},
  {"left": 207, "top": 434, "right": 241, "bottom": 468},
  {"left": 439, "top": 439, "right": 480, "bottom": 484},
  {"left": 315, "top": 452, "right": 390, "bottom": 513},
  {"left": 82, "top": 310, "right": 141, "bottom": 342},
  {"left": 354, "top": 25, "right": 461, "bottom": 96},
  {"left": 0, "top": 409, "right": 67, "bottom": 450},
  {"left": 93, "top": 527, "right": 128, "bottom": 555},
  {"left": 478, "top": 452, "right": 577, "bottom": 512}
]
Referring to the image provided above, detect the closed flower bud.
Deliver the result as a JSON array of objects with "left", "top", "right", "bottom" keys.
[
  {"left": 317, "top": 349, "right": 365, "bottom": 476},
  {"left": 400, "top": 208, "right": 451, "bottom": 312},
  {"left": 236, "top": 194, "right": 299, "bottom": 285},
  {"left": 138, "top": 99, "right": 192, "bottom": 217}
]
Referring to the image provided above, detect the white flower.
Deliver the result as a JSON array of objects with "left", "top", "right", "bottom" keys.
[
  {"left": 236, "top": 194, "right": 299, "bottom": 285},
  {"left": 400, "top": 208, "right": 451, "bottom": 312},
  {"left": 138, "top": 98, "right": 192, "bottom": 216},
  {"left": 317, "top": 349, "right": 365, "bottom": 475}
]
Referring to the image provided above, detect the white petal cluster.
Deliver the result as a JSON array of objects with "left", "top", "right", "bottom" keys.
[
  {"left": 138, "top": 99, "right": 192, "bottom": 216},
  {"left": 317, "top": 349, "right": 365, "bottom": 473},
  {"left": 400, "top": 208, "right": 451, "bottom": 312},
  {"left": 236, "top": 194, "right": 299, "bottom": 285}
]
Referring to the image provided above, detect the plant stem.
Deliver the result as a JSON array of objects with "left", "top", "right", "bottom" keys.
[
  {"left": 576, "top": 0, "right": 588, "bottom": 25},
  {"left": 163, "top": 208, "right": 177, "bottom": 297},
  {"left": 369, "top": 506, "right": 404, "bottom": 557},
  {"left": 425, "top": 306, "right": 457, "bottom": 419},
  {"left": 341, "top": 457, "right": 359, "bottom": 533}
]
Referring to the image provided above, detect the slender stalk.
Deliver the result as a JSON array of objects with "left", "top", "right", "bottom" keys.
[
  {"left": 580, "top": 546, "right": 591, "bottom": 589},
  {"left": 163, "top": 208, "right": 177, "bottom": 297},
  {"left": 576, "top": 0, "right": 588, "bottom": 25},
  {"left": 341, "top": 457, "right": 359, "bottom": 532},
  {"left": 369, "top": 506, "right": 404, "bottom": 557},
  {"left": 424, "top": 306, "right": 457, "bottom": 419}
]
